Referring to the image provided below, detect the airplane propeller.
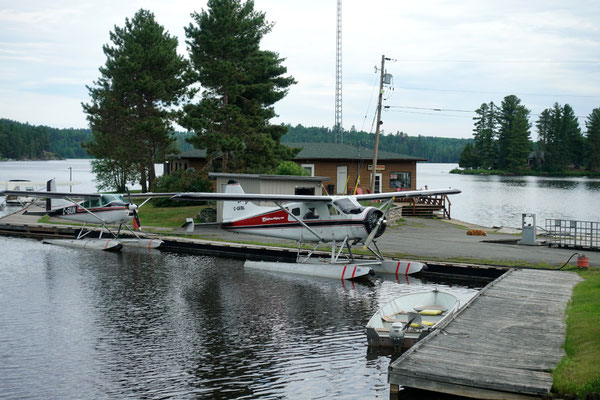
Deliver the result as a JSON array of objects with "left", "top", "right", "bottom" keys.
[
  {"left": 125, "top": 187, "right": 141, "bottom": 229},
  {"left": 363, "top": 197, "right": 395, "bottom": 249}
]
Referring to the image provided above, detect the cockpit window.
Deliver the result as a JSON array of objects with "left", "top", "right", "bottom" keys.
[
  {"left": 100, "top": 194, "right": 126, "bottom": 206},
  {"left": 333, "top": 198, "right": 364, "bottom": 214},
  {"left": 81, "top": 198, "right": 101, "bottom": 208},
  {"left": 304, "top": 207, "right": 319, "bottom": 220}
]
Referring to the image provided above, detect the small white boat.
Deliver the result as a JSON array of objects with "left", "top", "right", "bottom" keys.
[
  {"left": 365, "top": 289, "right": 459, "bottom": 349},
  {"left": 2, "top": 180, "right": 36, "bottom": 205}
]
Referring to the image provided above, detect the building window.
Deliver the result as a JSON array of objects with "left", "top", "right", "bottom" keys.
[
  {"left": 301, "top": 163, "right": 315, "bottom": 176},
  {"left": 390, "top": 172, "right": 411, "bottom": 189},
  {"left": 295, "top": 187, "right": 315, "bottom": 195}
]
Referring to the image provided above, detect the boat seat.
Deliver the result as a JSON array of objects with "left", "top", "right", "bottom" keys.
[
  {"left": 413, "top": 305, "right": 446, "bottom": 315},
  {"left": 381, "top": 310, "right": 406, "bottom": 322}
]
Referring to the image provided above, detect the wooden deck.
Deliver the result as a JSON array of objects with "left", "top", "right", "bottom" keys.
[{"left": 389, "top": 268, "right": 582, "bottom": 399}]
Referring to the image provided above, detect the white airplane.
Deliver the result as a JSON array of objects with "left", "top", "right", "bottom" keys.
[
  {"left": 0, "top": 179, "right": 79, "bottom": 206},
  {"left": 171, "top": 180, "right": 461, "bottom": 280},
  {"left": 1, "top": 179, "right": 162, "bottom": 251}
]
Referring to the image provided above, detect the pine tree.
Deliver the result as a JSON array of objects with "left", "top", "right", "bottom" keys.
[
  {"left": 562, "top": 104, "right": 584, "bottom": 168},
  {"left": 536, "top": 109, "right": 552, "bottom": 152},
  {"left": 473, "top": 102, "right": 498, "bottom": 169},
  {"left": 83, "top": 9, "right": 190, "bottom": 191},
  {"left": 458, "top": 142, "right": 477, "bottom": 169},
  {"left": 586, "top": 108, "right": 600, "bottom": 171},
  {"left": 182, "top": 0, "right": 297, "bottom": 173},
  {"left": 497, "top": 95, "right": 532, "bottom": 171}
]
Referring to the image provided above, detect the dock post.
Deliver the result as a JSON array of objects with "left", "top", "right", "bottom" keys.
[{"left": 389, "top": 384, "right": 400, "bottom": 399}]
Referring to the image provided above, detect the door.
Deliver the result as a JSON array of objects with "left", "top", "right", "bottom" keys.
[
  {"left": 336, "top": 166, "right": 348, "bottom": 194},
  {"left": 373, "top": 173, "right": 382, "bottom": 193}
]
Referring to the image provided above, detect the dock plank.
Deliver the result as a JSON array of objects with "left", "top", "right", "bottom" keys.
[{"left": 389, "top": 269, "right": 582, "bottom": 399}]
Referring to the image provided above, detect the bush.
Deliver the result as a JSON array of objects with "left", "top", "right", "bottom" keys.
[
  {"left": 275, "top": 161, "right": 309, "bottom": 176},
  {"left": 151, "top": 169, "right": 213, "bottom": 207}
]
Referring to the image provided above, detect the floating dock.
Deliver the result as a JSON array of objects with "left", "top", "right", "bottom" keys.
[
  {"left": 388, "top": 268, "right": 582, "bottom": 399},
  {"left": 0, "top": 207, "right": 506, "bottom": 280}
]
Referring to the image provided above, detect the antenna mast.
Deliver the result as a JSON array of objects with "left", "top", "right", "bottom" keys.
[{"left": 334, "top": 0, "right": 343, "bottom": 143}]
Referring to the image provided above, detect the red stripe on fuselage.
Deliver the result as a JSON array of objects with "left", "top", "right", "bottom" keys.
[{"left": 229, "top": 209, "right": 290, "bottom": 227}]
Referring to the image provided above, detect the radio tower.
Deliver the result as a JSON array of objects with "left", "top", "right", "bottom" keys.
[{"left": 334, "top": 0, "right": 343, "bottom": 143}]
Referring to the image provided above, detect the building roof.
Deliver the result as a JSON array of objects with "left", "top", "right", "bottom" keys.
[
  {"left": 208, "top": 172, "right": 328, "bottom": 182},
  {"left": 287, "top": 142, "right": 426, "bottom": 161}
]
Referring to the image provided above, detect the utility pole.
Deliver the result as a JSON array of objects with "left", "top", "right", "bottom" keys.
[{"left": 370, "top": 55, "right": 387, "bottom": 194}]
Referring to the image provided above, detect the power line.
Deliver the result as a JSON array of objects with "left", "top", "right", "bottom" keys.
[
  {"left": 385, "top": 105, "right": 589, "bottom": 119},
  {"left": 395, "top": 85, "right": 600, "bottom": 98},
  {"left": 387, "top": 109, "right": 473, "bottom": 118},
  {"left": 392, "top": 58, "right": 600, "bottom": 64},
  {"left": 386, "top": 105, "right": 472, "bottom": 113}
]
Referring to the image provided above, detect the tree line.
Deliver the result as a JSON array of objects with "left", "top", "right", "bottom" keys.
[
  {"left": 281, "top": 124, "right": 468, "bottom": 162},
  {"left": 0, "top": 119, "right": 91, "bottom": 160},
  {"left": 459, "top": 95, "right": 600, "bottom": 173}
]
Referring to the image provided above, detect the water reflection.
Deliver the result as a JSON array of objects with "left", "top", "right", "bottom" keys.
[
  {"left": 584, "top": 180, "right": 600, "bottom": 191},
  {"left": 499, "top": 178, "right": 528, "bottom": 187},
  {"left": 535, "top": 179, "right": 579, "bottom": 190},
  {"left": 0, "top": 236, "right": 483, "bottom": 399}
]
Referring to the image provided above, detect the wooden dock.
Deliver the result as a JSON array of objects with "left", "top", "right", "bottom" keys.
[{"left": 389, "top": 268, "right": 582, "bottom": 399}]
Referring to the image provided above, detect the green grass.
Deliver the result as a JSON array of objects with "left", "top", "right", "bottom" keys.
[
  {"left": 553, "top": 269, "right": 600, "bottom": 398},
  {"left": 137, "top": 202, "right": 207, "bottom": 228},
  {"left": 36, "top": 202, "right": 208, "bottom": 230}
]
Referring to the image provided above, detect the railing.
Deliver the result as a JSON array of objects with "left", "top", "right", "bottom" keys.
[
  {"left": 545, "top": 219, "right": 600, "bottom": 250},
  {"left": 400, "top": 195, "right": 452, "bottom": 219}
]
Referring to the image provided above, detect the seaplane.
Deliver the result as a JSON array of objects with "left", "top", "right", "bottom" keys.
[
  {"left": 171, "top": 180, "right": 461, "bottom": 280},
  {"left": 0, "top": 179, "right": 163, "bottom": 251},
  {"left": 0, "top": 179, "right": 79, "bottom": 207}
]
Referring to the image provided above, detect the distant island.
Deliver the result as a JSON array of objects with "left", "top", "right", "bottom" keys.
[
  {"left": 453, "top": 96, "right": 600, "bottom": 177},
  {"left": 450, "top": 167, "right": 600, "bottom": 178}
]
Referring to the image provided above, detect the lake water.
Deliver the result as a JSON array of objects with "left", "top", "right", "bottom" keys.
[
  {"left": 0, "top": 159, "right": 163, "bottom": 194},
  {"left": 0, "top": 236, "right": 480, "bottom": 399},
  {"left": 418, "top": 163, "right": 600, "bottom": 228}
]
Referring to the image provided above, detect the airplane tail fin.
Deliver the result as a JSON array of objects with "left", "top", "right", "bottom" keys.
[
  {"left": 222, "top": 180, "right": 272, "bottom": 223},
  {"left": 46, "top": 179, "right": 69, "bottom": 211},
  {"left": 46, "top": 179, "right": 56, "bottom": 211}
]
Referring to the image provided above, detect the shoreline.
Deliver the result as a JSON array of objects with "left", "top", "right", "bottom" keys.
[{"left": 450, "top": 167, "right": 600, "bottom": 178}]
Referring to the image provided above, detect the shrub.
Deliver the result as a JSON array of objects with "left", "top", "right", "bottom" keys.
[
  {"left": 275, "top": 161, "right": 309, "bottom": 176},
  {"left": 151, "top": 169, "right": 212, "bottom": 207}
]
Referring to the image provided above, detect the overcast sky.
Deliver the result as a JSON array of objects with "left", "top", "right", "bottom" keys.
[{"left": 1, "top": 0, "right": 599, "bottom": 139}]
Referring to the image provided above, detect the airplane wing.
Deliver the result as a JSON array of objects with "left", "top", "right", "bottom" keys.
[
  {"left": 0, "top": 190, "right": 101, "bottom": 200},
  {"left": 171, "top": 188, "right": 460, "bottom": 203},
  {"left": 354, "top": 188, "right": 461, "bottom": 201},
  {"left": 128, "top": 192, "right": 179, "bottom": 198},
  {"left": 171, "top": 192, "right": 334, "bottom": 202}
]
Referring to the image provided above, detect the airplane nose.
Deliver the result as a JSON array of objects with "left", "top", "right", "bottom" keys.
[
  {"left": 365, "top": 208, "right": 387, "bottom": 238},
  {"left": 128, "top": 204, "right": 137, "bottom": 211}
]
